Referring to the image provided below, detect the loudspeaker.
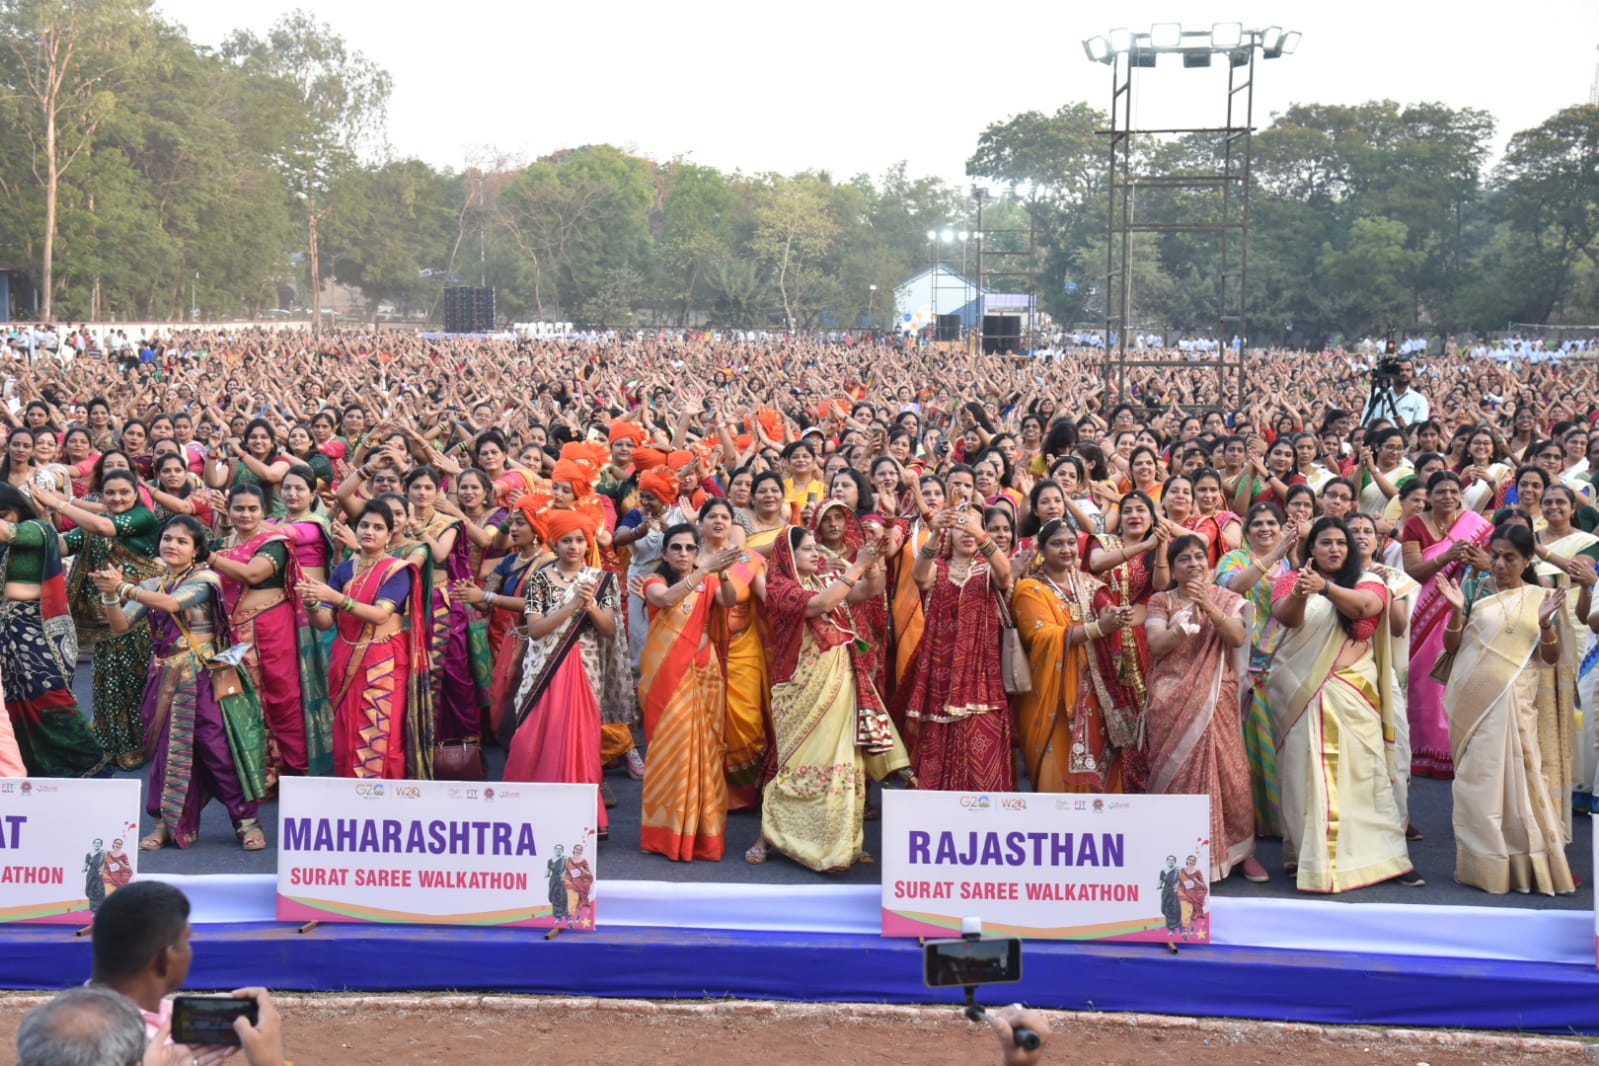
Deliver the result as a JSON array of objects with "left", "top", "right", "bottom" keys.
[
  {"left": 936, "top": 314, "right": 961, "bottom": 342},
  {"left": 983, "top": 315, "right": 1021, "bottom": 354},
  {"left": 443, "top": 286, "right": 495, "bottom": 333}
]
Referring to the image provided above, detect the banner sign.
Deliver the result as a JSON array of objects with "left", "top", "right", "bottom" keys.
[
  {"left": 276, "top": 778, "right": 598, "bottom": 928},
  {"left": 0, "top": 778, "right": 141, "bottom": 924},
  {"left": 881, "top": 791, "right": 1212, "bottom": 943}
]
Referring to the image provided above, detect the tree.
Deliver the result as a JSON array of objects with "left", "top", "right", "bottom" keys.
[
  {"left": 0, "top": 0, "right": 154, "bottom": 320},
  {"left": 658, "top": 162, "right": 734, "bottom": 325},
  {"left": 223, "top": 10, "right": 390, "bottom": 331},
  {"left": 749, "top": 173, "right": 838, "bottom": 330},
  {"left": 1315, "top": 216, "right": 1425, "bottom": 336},
  {"left": 1491, "top": 105, "right": 1599, "bottom": 323}
]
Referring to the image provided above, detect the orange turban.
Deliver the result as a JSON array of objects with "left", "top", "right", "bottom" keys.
[
  {"left": 544, "top": 507, "right": 598, "bottom": 545},
  {"left": 512, "top": 494, "right": 549, "bottom": 543},
  {"left": 551, "top": 459, "right": 594, "bottom": 499},
  {"left": 666, "top": 449, "right": 695, "bottom": 471},
  {"left": 638, "top": 469, "right": 679, "bottom": 505},
  {"left": 609, "top": 420, "right": 647, "bottom": 446},
  {"left": 561, "top": 441, "right": 609, "bottom": 469},
  {"left": 632, "top": 446, "right": 667, "bottom": 472}
]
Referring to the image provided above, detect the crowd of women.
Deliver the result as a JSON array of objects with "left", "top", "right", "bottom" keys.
[{"left": 0, "top": 328, "right": 1594, "bottom": 896}]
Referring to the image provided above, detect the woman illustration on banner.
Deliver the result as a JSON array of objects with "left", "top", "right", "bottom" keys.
[
  {"left": 506, "top": 509, "right": 632, "bottom": 838},
  {"left": 209, "top": 483, "right": 307, "bottom": 783},
  {"left": 1144, "top": 534, "right": 1264, "bottom": 883},
  {"left": 637, "top": 523, "right": 739, "bottom": 861},
  {"left": 1269, "top": 516, "right": 1418, "bottom": 893},
  {"left": 1402, "top": 470, "right": 1495, "bottom": 778},
  {"left": 0, "top": 483, "right": 107, "bottom": 776},
  {"left": 93, "top": 515, "right": 267, "bottom": 851},
  {"left": 301, "top": 501, "right": 431, "bottom": 780},
  {"left": 41, "top": 472, "right": 161, "bottom": 770},
  {"left": 564, "top": 843, "right": 595, "bottom": 925},
  {"left": 1438, "top": 523, "right": 1576, "bottom": 895},
  {"left": 749, "top": 525, "right": 908, "bottom": 871}
]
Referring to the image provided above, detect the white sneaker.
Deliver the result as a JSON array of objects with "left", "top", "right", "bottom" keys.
[{"left": 625, "top": 748, "right": 646, "bottom": 780}]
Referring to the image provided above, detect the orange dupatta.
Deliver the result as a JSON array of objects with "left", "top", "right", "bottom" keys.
[{"left": 636, "top": 574, "right": 720, "bottom": 741}]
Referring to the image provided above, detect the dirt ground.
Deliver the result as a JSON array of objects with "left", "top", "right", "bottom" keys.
[{"left": 2, "top": 996, "right": 1593, "bottom": 1066}]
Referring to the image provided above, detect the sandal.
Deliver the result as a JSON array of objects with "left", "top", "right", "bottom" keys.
[
  {"left": 238, "top": 825, "right": 267, "bottom": 852},
  {"left": 858, "top": 850, "right": 876, "bottom": 865},
  {"left": 1396, "top": 871, "right": 1426, "bottom": 888},
  {"left": 744, "top": 840, "right": 770, "bottom": 865},
  {"left": 139, "top": 826, "right": 170, "bottom": 852},
  {"left": 1405, "top": 823, "right": 1424, "bottom": 842}
]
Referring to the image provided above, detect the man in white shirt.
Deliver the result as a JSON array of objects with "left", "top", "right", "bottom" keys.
[{"left": 1361, "top": 358, "right": 1430, "bottom": 427}]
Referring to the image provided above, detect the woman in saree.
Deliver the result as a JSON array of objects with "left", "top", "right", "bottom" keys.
[
  {"left": 1291, "top": 432, "right": 1336, "bottom": 494},
  {"left": 456, "top": 499, "right": 550, "bottom": 738},
  {"left": 1083, "top": 489, "right": 1169, "bottom": 711},
  {"left": 742, "top": 470, "right": 789, "bottom": 555},
  {"left": 1531, "top": 483, "right": 1599, "bottom": 806},
  {"left": 210, "top": 483, "right": 308, "bottom": 782},
  {"left": 897, "top": 503, "right": 1012, "bottom": 790},
  {"left": 0, "top": 483, "right": 106, "bottom": 776},
  {"left": 209, "top": 418, "right": 292, "bottom": 518},
  {"left": 1456, "top": 427, "right": 1511, "bottom": 514},
  {"left": 699, "top": 498, "right": 768, "bottom": 809},
  {"left": 1012, "top": 519, "right": 1140, "bottom": 793},
  {"left": 1184, "top": 467, "right": 1243, "bottom": 566},
  {"left": 146, "top": 452, "right": 216, "bottom": 529},
  {"left": 748, "top": 526, "right": 907, "bottom": 871},
  {"left": 1145, "top": 534, "right": 1266, "bottom": 882},
  {"left": 506, "top": 509, "right": 633, "bottom": 837},
  {"left": 1232, "top": 439, "right": 1298, "bottom": 515},
  {"left": 93, "top": 515, "right": 266, "bottom": 851},
  {"left": 38, "top": 473, "right": 160, "bottom": 769},
  {"left": 1357, "top": 427, "right": 1413, "bottom": 519},
  {"left": 1438, "top": 524, "right": 1576, "bottom": 895},
  {"left": 1402, "top": 469, "right": 1495, "bottom": 778},
  {"left": 404, "top": 465, "right": 480, "bottom": 744},
  {"left": 1216, "top": 502, "right": 1300, "bottom": 837},
  {"left": 1268, "top": 516, "right": 1419, "bottom": 893},
  {"left": 814, "top": 499, "right": 895, "bottom": 697},
  {"left": 279, "top": 465, "right": 335, "bottom": 775},
  {"left": 636, "top": 524, "right": 740, "bottom": 861},
  {"left": 888, "top": 475, "right": 946, "bottom": 696},
  {"left": 1347, "top": 512, "right": 1420, "bottom": 838},
  {"left": 300, "top": 501, "right": 431, "bottom": 780},
  {"left": 451, "top": 468, "right": 508, "bottom": 730}
]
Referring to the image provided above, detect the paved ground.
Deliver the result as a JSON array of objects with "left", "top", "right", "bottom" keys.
[{"left": 74, "top": 669, "right": 1595, "bottom": 907}]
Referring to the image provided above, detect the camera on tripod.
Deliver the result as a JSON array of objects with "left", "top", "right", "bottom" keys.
[{"left": 1372, "top": 356, "right": 1403, "bottom": 383}]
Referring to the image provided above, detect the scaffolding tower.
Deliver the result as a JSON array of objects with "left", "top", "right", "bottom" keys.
[{"left": 1086, "top": 24, "right": 1299, "bottom": 410}]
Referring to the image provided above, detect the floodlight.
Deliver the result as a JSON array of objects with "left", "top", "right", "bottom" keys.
[
  {"left": 958, "top": 232, "right": 970, "bottom": 241},
  {"left": 1108, "top": 28, "right": 1134, "bottom": 53},
  {"left": 1082, "top": 36, "right": 1112, "bottom": 63},
  {"left": 1182, "top": 50, "right": 1213, "bottom": 68},
  {"left": 1131, "top": 48, "right": 1157, "bottom": 68},
  {"left": 1260, "top": 26, "right": 1284, "bottom": 51},
  {"left": 1150, "top": 23, "right": 1181, "bottom": 49},
  {"left": 926, "top": 230, "right": 937, "bottom": 241},
  {"left": 1229, "top": 48, "right": 1250, "bottom": 68},
  {"left": 941, "top": 229, "right": 955, "bottom": 242},
  {"left": 1280, "top": 31, "right": 1301, "bottom": 54},
  {"left": 1210, "top": 22, "right": 1242, "bottom": 49}
]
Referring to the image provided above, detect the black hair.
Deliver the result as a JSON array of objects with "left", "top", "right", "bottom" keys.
[
  {"left": 0, "top": 427, "right": 33, "bottom": 481},
  {"left": 781, "top": 439, "right": 815, "bottom": 461},
  {"left": 1284, "top": 482, "right": 1317, "bottom": 512},
  {"left": 1075, "top": 442, "right": 1109, "bottom": 482},
  {"left": 1426, "top": 469, "right": 1462, "bottom": 493},
  {"left": 1020, "top": 478, "right": 1065, "bottom": 539},
  {"left": 282, "top": 463, "right": 318, "bottom": 496},
  {"left": 750, "top": 469, "right": 785, "bottom": 507},
  {"left": 161, "top": 514, "right": 212, "bottom": 563},
  {"left": 99, "top": 468, "right": 141, "bottom": 499},
  {"left": 1300, "top": 516, "right": 1364, "bottom": 636},
  {"left": 829, "top": 466, "right": 874, "bottom": 515},
  {"left": 698, "top": 497, "right": 737, "bottom": 524},
  {"left": 1166, "top": 533, "right": 1207, "bottom": 569},
  {"left": 1041, "top": 419, "right": 1079, "bottom": 460},
  {"left": 91, "top": 881, "right": 191, "bottom": 981},
  {"left": 227, "top": 482, "right": 267, "bottom": 509},
  {"left": 651, "top": 522, "right": 701, "bottom": 584},
  {"left": 404, "top": 465, "right": 441, "bottom": 490},
  {"left": 1489, "top": 521, "right": 1541, "bottom": 585},
  {"left": 982, "top": 504, "right": 1016, "bottom": 545},
  {"left": 358, "top": 499, "right": 398, "bottom": 532},
  {"left": 0, "top": 481, "right": 39, "bottom": 523}
]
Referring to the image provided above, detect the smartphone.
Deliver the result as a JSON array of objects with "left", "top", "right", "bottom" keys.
[
  {"left": 170, "top": 995, "right": 258, "bottom": 1047},
  {"left": 922, "top": 937, "right": 1023, "bottom": 989}
]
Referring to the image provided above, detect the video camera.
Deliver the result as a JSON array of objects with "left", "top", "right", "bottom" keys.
[{"left": 1372, "top": 356, "right": 1403, "bottom": 383}]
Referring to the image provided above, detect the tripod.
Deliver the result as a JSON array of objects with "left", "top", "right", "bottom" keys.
[{"left": 1364, "top": 375, "right": 1402, "bottom": 426}]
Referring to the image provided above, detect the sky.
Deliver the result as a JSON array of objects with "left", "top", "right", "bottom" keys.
[{"left": 156, "top": 0, "right": 1599, "bottom": 187}]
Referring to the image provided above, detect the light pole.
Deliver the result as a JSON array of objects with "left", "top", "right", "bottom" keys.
[
  {"left": 926, "top": 230, "right": 939, "bottom": 337},
  {"left": 867, "top": 284, "right": 877, "bottom": 331},
  {"left": 190, "top": 272, "right": 198, "bottom": 322}
]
